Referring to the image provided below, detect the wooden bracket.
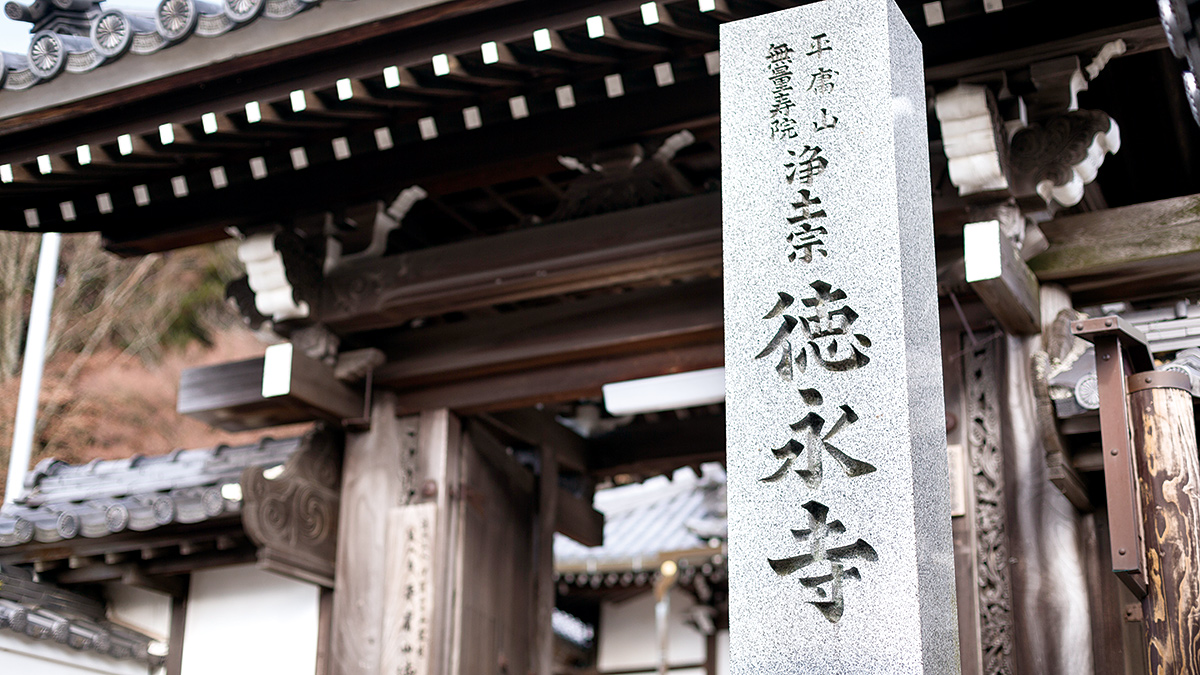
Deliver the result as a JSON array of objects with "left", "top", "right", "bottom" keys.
[
  {"left": 965, "top": 219, "right": 1041, "bottom": 334},
  {"left": 1073, "top": 315, "right": 1154, "bottom": 598},
  {"left": 241, "top": 427, "right": 343, "bottom": 588}
]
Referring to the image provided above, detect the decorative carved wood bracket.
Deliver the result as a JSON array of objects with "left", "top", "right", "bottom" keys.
[
  {"left": 241, "top": 425, "right": 343, "bottom": 587},
  {"left": 1009, "top": 109, "right": 1120, "bottom": 209}
]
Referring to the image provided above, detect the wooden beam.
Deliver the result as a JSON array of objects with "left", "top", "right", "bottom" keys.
[
  {"left": 96, "top": 77, "right": 720, "bottom": 255},
  {"left": 178, "top": 343, "right": 363, "bottom": 432},
  {"left": 964, "top": 219, "right": 1041, "bottom": 335},
  {"left": 479, "top": 408, "right": 589, "bottom": 473},
  {"left": 321, "top": 192, "right": 721, "bottom": 333},
  {"left": 392, "top": 340, "right": 722, "bottom": 415},
  {"left": 376, "top": 277, "right": 720, "bottom": 389},
  {"left": 588, "top": 410, "right": 725, "bottom": 477},
  {"left": 166, "top": 583, "right": 188, "bottom": 675},
  {"left": 556, "top": 485, "right": 604, "bottom": 548},
  {"left": 925, "top": 19, "right": 1166, "bottom": 84},
  {"left": 374, "top": 279, "right": 722, "bottom": 412},
  {"left": 1028, "top": 194, "right": 1200, "bottom": 303}
]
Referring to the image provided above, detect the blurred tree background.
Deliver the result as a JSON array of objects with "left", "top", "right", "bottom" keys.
[{"left": 0, "top": 233, "right": 286, "bottom": 500}]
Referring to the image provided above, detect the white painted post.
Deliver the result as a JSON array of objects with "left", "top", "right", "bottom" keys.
[{"left": 6, "top": 232, "right": 61, "bottom": 503}]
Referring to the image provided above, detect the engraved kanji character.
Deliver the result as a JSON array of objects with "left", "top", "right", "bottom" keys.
[
  {"left": 754, "top": 283, "right": 871, "bottom": 376},
  {"left": 783, "top": 146, "right": 828, "bottom": 184},
  {"left": 770, "top": 89, "right": 797, "bottom": 118},
  {"left": 760, "top": 404, "right": 875, "bottom": 487},
  {"left": 766, "top": 43, "right": 794, "bottom": 64},
  {"left": 796, "top": 281, "right": 871, "bottom": 371},
  {"left": 807, "top": 33, "right": 832, "bottom": 57},
  {"left": 770, "top": 117, "right": 800, "bottom": 140},
  {"left": 786, "top": 189, "right": 828, "bottom": 263},
  {"left": 788, "top": 224, "right": 828, "bottom": 263},
  {"left": 808, "top": 67, "right": 838, "bottom": 94},
  {"left": 755, "top": 292, "right": 799, "bottom": 379},
  {"left": 768, "top": 501, "right": 876, "bottom": 623},
  {"left": 813, "top": 108, "right": 839, "bottom": 131}
]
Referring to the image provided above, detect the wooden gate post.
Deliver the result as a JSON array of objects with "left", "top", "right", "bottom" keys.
[{"left": 1127, "top": 371, "right": 1200, "bottom": 674}]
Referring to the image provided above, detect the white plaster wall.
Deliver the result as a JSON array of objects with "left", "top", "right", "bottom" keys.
[
  {"left": 105, "top": 583, "right": 172, "bottom": 642},
  {"left": 597, "top": 587, "right": 725, "bottom": 674},
  {"left": 179, "top": 565, "right": 319, "bottom": 675},
  {"left": 0, "top": 631, "right": 150, "bottom": 675}
]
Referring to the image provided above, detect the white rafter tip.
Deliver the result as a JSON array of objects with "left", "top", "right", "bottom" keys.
[
  {"left": 76, "top": 145, "right": 91, "bottom": 165},
  {"left": 245, "top": 101, "right": 262, "bottom": 123},
  {"left": 533, "top": 28, "right": 552, "bottom": 51},
  {"left": 0, "top": 164, "right": 12, "bottom": 183},
  {"left": 336, "top": 78, "right": 353, "bottom": 100},
  {"left": 133, "top": 184, "right": 150, "bottom": 206},
  {"left": 171, "top": 175, "right": 188, "bottom": 198},
  {"left": 481, "top": 41, "right": 500, "bottom": 64},
  {"left": 698, "top": 0, "right": 716, "bottom": 12},
  {"left": 374, "top": 127, "right": 394, "bottom": 151},
  {"left": 59, "top": 201, "right": 75, "bottom": 222},
  {"left": 418, "top": 117, "right": 438, "bottom": 140},
  {"left": 250, "top": 157, "right": 268, "bottom": 179},
  {"left": 290, "top": 147, "right": 309, "bottom": 170},
  {"left": 605, "top": 73, "right": 624, "bottom": 98},
  {"left": 922, "top": 1, "right": 945, "bottom": 26},
  {"left": 37, "top": 155, "right": 52, "bottom": 175},
  {"left": 96, "top": 193, "right": 113, "bottom": 213},
  {"left": 654, "top": 62, "right": 675, "bottom": 87},
  {"left": 23, "top": 208, "right": 38, "bottom": 227},
  {"left": 705, "top": 50, "right": 720, "bottom": 75},
  {"left": 641, "top": 2, "right": 660, "bottom": 25},
  {"left": 432, "top": 53, "right": 451, "bottom": 76},
  {"left": 202, "top": 112, "right": 219, "bottom": 134},
  {"left": 290, "top": 90, "right": 307, "bottom": 113},
  {"left": 463, "top": 106, "right": 482, "bottom": 130},
  {"left": 210, "top": 166, "right": 228, "bottom": 189},
  {"left": 332, "top": 137, "right": 351, "bottom": 160},
  {"left": 586, "top": 16, "right": 605, "bottom": 38},
  {"left": 383, "top": 66, "right": 402, "bottom": 88},
  {"left": 509, "top": 95, "right": 529, "bottom": 119},
  {"left": 556, "top": 85, "right": 576, "bottom": 109},
  {"left": 117, "top": 134, "right": 134, "bottom": 156},
  {"left": 159, "top": 123, "right": 175, "bottom": 145}
]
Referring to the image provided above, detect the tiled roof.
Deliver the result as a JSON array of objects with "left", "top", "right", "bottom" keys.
[
  {"left": 0, "top": 563, "right": 164, "bottom": 664},
  {"left": 1, "top": 0, "right": 334, "bottom": 92},
  {"left": 0, "top": 436, "right": 301, "bottom": 547},
  {"left": 555, "top": 463, "right": 726, "bottom": 572}
]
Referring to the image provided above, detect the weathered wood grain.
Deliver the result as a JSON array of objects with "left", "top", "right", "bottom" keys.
[
  {"left": 534, "top": 448, "right": 558, "bottom": 675},
  {"left": 1129, "top": 382, "right": 1200, "bottom": 674},
  {"left": 1029, "top": 194, "right": 1200, "bottom": 303},
  {"left": 329, "top": 393, "right": 416, "bottom": 675}
]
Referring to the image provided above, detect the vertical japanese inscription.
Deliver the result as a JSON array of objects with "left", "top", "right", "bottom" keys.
[
  {"left": 725, "top": 2, "right": 954, "bottom": 670},
  {"left": 758, "top": 30, "right": 875, "bottom": 624},
  {"left": 386, "top": 503, "right": 436, "bottom": 675}
]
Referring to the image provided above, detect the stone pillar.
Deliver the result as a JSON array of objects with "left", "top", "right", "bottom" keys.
[{"left": 720, "top": 1, "right": 959, "bottom": 672}]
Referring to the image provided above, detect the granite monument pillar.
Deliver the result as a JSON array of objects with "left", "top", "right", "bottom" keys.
[{"left": 721, "top": 1, "right": 960, "bottom": 672}]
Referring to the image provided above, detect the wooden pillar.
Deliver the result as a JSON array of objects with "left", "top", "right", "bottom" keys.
[
  {"left": 704, "top": 630, "right": 718, "bottom": 675},
  {"left": 330, "top": 392, "right": 419, "bottom": 675},
  {"left": 1127, "top": 371, "right": 1200, "bottom": 674},
  {"left": 534, "top": 448, "right": 558, "bottom": 675}
]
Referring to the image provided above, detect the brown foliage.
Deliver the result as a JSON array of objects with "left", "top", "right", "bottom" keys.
[{"left": 0, "top": 233, "right": 300, "bottom": 500}]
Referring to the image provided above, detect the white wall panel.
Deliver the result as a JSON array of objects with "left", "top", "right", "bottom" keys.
[{"left": 180, "top": 565, "right": 319, "bottom": 675}]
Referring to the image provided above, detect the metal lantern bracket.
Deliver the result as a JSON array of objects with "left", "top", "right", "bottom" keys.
[{"left": 1072, "top": 315, "right": 1154, "bottom": 598}]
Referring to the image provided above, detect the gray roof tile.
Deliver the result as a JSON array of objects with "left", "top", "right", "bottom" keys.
[
  {"left": 0, "top": 436, "right": 301, "bottom": 547},
  {"left": 0, "top": 563, "right": 164, "bottom": 664}
]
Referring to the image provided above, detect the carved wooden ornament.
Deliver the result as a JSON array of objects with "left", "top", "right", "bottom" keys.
[{"left": 241, "top": 426, "right": 343, "bottom": 587}]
